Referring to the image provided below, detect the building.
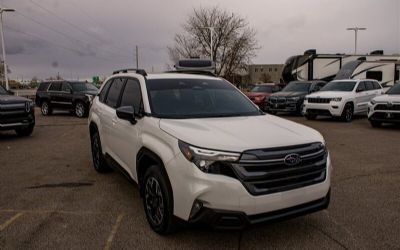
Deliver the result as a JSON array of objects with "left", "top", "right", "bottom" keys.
[{"left": 246, "top": 64, "right": 284, "bottom": 84}]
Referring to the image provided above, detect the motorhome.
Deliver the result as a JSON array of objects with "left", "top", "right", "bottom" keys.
[{"left": 282, "top": 50, "right": 400, "bottom": 86}]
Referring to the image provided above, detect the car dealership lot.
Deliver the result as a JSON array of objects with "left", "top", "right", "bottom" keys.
[{"left": 0, "top": 109, "right": 399, "bottom": 250}]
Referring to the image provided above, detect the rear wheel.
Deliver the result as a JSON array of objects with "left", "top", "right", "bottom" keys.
[
  {"left": 341, "top": 103, "right": 353, "bottom": 122},
  {"left": 90, "top": 131, "right": 111, "bottom": 173},
  {"left": 143, "top": 165, "right": 177, "bottom": 235},
  {"left": 15, "top": 124, "right": 34, "bottom": 136},
  {"left": 370, "top": 120, "right": 381, "bottom": 128},
  {"left": 41, "top": 101, "right": 52, "bottom": 116}
]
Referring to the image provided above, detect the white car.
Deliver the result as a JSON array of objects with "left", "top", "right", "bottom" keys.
[
  {"left": 303, "top": 79, "right": 383, "bottom": 122},
  {"left": 88, "top": 68, "right": 331, "bottom": 234},
  {"left": 368, "top": 83, "right": 400, "bottom": 127}
]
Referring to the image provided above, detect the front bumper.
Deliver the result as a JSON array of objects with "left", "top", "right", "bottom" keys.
[
  {"left": 166, "top": 152, "right": 331, "bottom": 222},
  {"left": 303, "top": 102, "right": 344, "bottom": 117},
  {"left": 0, "top": 110, "right": 35, "bottom": 131},
  {"left": 265, "top": 101, "right": 301, "bottom": 113}
]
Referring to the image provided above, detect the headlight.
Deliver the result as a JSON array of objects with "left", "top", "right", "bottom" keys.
[
  {"left": 331, "top": 97, "right": 342, "bottom": 102},
  {"left": 178, "top": 140, "right": 240, "bottom": 173},
  {"left": 288, "top": 97, "right": 300, "bottom": 102},
  {"left": 85, "top": 94, "right": 94, "bottom": 103},
  {"left": 304, "top": 97, "right": 308, "bottom": 101}
]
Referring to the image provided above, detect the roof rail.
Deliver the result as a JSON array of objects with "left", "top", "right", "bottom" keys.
[
  {"left": 165, "top": 70, "right": 216, "bottom": 77},
  {"left": 112, "top": 68, "right": 147, "bottom": 77}
]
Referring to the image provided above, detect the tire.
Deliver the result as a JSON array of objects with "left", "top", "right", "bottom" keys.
[
  {"left": 370, "top": 120, "right": 381, "bottom": 128},
  {"left": 305, "top": 114, "right": 317, "bottom": 120},
  {"left": 15, "top": 124, "right": 34, "bottom": 136},
  {"left": 90, "top": 131, "right": 111, "bottom": 173},
  {"left": 41, "top": 101, "right": 52, "bottom": 116},
  {"left": 143, "top": 165, "right": 177, "bottom": 235},
  {"left": 75, "top": 101, "right": 87, "bottom": 118},
  {"left": 341, "top": 103, "right": 353, "bottom": 122}
]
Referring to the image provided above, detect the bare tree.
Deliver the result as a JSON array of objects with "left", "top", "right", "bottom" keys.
[{"left": 168, "top": 6, "right": 259, "bottom": 78}]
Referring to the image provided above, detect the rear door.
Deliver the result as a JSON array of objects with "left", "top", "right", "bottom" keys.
[
  {"left": 354, "top": 81, "right": 369, "bottom": 113},
  {"left": 58, "top": 82, "right": 74, "bottom": 109},
  {"left": 48, "top": 82, "right": 62, "bottom": 108}
]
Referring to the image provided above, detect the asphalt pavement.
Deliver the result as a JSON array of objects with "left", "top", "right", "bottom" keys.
[{"left": 0, "top": 109, "right": 399, "bottom": 249}]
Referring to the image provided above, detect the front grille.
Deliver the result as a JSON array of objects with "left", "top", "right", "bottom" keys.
[
  {"left": 375, "top": 104, "right": 400, "bottom": 111},
  {"left": 371, "top": 112, "right": 400, "bottom": 120},
  {"left": 269, "top": 97, "right": 286, "bottom": 104},
  {"left": 230, "top": 143, "right": 327, "bottom": 196},
  {"left": 0, "top": 103, "right": 29, "bottom": 124},
  {"left": 308, "top": 98, "right": 331, "bottom": 104}
]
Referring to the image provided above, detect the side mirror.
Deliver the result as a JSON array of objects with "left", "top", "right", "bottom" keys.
[{"left": 116, "top": 106, "right": 136, "bottom": 124}]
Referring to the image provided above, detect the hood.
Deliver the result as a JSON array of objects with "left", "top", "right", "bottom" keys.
[
  {"left": 160, "top": 115, "right": 324, "bottom": 152},
  {"left": 372, "top": 94, "right": 400, "bottom": 103},
  {"left": 306, "top": 91, "right": 353, "bottom": 98},
  {"left": 0, "top": 94, "right": 31, "bottom": 104},
  {"left": 271, "top": 91, "right": 308, "bottom": 97},
  {"left": 246, "top": 92, "right": 271, "bottom": 98}
]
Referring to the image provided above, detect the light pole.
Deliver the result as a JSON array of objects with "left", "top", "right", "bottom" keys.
[
  {"left": 200, "top": 26, "right": 215, "bottom": 62},
  {"left": 346, "top": 27, "right": 366, "bottom": 54},
  {"left": 0, "top": 8, "right": 15, "bottom": 90}
]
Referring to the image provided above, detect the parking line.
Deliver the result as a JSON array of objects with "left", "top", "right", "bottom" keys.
[
  {"left": 104, "top": 213, "right": 125, "bottom": 250},
  {"left": 0, "top": 212, "right": 24, "bottom": 232}
]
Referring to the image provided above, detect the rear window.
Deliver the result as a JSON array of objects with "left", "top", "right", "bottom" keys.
[{"left": 372, "top": 81, "right": 381, "bottom": 89}]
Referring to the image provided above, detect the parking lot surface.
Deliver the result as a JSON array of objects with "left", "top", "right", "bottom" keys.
[{"left": 0, "top": 109, "right": 399, "bottom": 250}]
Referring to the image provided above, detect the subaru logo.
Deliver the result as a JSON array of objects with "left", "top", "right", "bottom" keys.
[{"left": 284, "top": 153, "right": 301, "bottom": 166}]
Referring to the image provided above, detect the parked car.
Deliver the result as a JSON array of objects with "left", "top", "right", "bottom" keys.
[
  {"left": 303, "top": 79, "right": 383, "bottom": 122},
  {"left": 0, "top": 84, "right": 35, "bottom": 136},
  {"left": 265, "top": 80, "right": 326, "bottom": 114},
  {"left": 245, "top": 83, "right": 281, "bottom": 110},
  {"left": 368, "top": 83, "right": 400, "bottom": 127},
  {"left": 88, "top": 68, "right": 331, "bottom": 234},
  {"left": 35, "top": 81, "right": 98, "bottom": 118}
]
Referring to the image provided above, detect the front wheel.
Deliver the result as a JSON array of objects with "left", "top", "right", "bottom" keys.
[
  {"left": 15, "top": 124, "right": 34, "bottom": 136},
  {"left": 90, "top": 131, "right": 111, "bottom": 173},
  {"left": 41, "top": 101, "right": 52, "bottom": 116},
  {"left": 341, "top": 103, "right": 353, "bottom": 122},
  {"left": 143, "top": 165, "right": 177, "bottom": 235},
  {"left": 370, "top": 120, "right": 381, "bottom": 128},
  {"left": 75, "top": 102, "right": 87, "bottom": 118},
  {"left": 305, "top": 114, "right": 317, "bottom": 120}
]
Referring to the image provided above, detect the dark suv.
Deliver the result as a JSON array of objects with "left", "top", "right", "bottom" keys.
[
  {"left": 35, "top": 81, "right": 98, "bottom": 118},
  {"left": 0, "top": 84, "right": 35, "bottom": 136},
  {"left": 265, "top": 80, "right": 326, "bottom": 114}
]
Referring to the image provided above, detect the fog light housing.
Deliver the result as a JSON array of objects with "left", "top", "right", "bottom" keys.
[
  {"left": 189, "top": 200, "right": 203, "bottom": 219},
  {"left": 332, "top": 106, "right": 339, "bottom": 109}
]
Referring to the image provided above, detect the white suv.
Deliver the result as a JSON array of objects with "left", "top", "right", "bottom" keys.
[
  {"left": 368, "top": 83, "right": 400, "bottom": 127},
  {"left": 303, "top": 79, "right": 383, "bottom": 122},
  {"left": 89, "top": 69, "right": 331, "bottom": 234}
]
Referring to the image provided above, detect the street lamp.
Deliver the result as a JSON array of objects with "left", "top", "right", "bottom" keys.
[
  {"left": 346, "top": 27, "right": 366, "bottom": 54},
  {"left": 0, "top": 8, "right": 15, "bottom": 90},
  {"left": 200, "top": 26, "right": 215, "bottom": 62}
]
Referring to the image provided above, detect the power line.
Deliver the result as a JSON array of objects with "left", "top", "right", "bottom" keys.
[{"left": 4, "top": 24, "right": 127, "bottom": 65}]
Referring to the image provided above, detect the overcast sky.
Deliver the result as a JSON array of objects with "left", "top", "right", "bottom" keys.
[{"left": 1, "top": 0, "right": 399, "bottom": 80}]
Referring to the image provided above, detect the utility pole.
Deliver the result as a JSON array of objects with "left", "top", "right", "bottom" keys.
[
  {"left": 0, "top": 8, "right": 15, "bottom": 90},
  {"left": 346, "top": 27, "right": 367, "bottom": 54},
  {"left": 135, "top": 45, "right": 139, "bottom": 69},
  {"left": 200, "top": 26, "right": 215, "bottom": 62}
]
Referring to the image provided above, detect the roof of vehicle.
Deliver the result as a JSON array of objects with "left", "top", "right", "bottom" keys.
[
  {"left": 330, "top": 79, "right": 379, "bottom": 83},
  {"left": 255, "top": 82, "right": 279, "bottom": 86},
  {"left": 112, "top": 72, "right": 220, "bottom": 81},
  {"left": 40, "top": 80, "right": 90, "bottom": 84}
]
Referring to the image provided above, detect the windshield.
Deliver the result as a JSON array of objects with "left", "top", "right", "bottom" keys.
[
  {"left": 282, "top": 82, "right": 311, "bottom": 92},
  {"left": 0, "top": 85, "right": 7, "bottom": 95},
  {"left": 251, "top": 85, "right": 275, "bottom": 93},
  {"left": 320, "top": 81, "right": 356, "bottom": 92},
  {"left": 71, "top": 82, "right": 98, "bottom": 92},
  {"left": 334, "top": 60, "right": 362, "bottom": 80},
  {"left": 387, "top": 84, "right": 400, "bottom": 95},
  {"left": 147, "top": 78, "right": 261, "bottom": 119}
]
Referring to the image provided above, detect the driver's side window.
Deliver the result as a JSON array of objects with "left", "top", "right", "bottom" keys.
[{"left": 356, "top": 82, "right": 366, "bottom": 92}]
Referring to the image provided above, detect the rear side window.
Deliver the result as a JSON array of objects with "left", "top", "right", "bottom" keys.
[
  {"left": 48, "top": 82, "right": 62, "bottom": 91},
  {"left": 105, "top": 78, "right": 125, "bottom": 108},
  {"left": 99, "top": 79, "right": 113, "bottom": 103},
  {"left": 61, "top": 83, "right": 72, "bottom": 92},
  {"left": 38, "top": 82, "right": 50, "bottom": 91},
  {"left": 372, "top": 81, "right": 381, "bottom": 89},
  {"left": 356, "top": 82, "right": 366, "bottom": 92},
  {"left": 365, "top": 81, "right": 374, "bottom": 91},
  {"left": 120, "top": 78, "right": 142, "bottom": 113}
]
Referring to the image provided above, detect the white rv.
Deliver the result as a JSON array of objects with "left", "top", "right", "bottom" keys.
[{"left": 282, "top": 50, "right": 400, "bottom": 86}]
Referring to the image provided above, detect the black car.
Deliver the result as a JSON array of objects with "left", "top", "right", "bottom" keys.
[
  {"left": 0, "top": 85, "right": 35, "bottom": 136},
  {"left": 265, "top": 80, "right": 326, "bottom": 114},
  {"left": 35, "top": 81, "right": 98, "bottom": 118}
]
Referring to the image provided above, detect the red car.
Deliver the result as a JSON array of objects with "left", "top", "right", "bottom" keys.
[{"left": 246, "top": 83, "right": 281, "bottom": 110}]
